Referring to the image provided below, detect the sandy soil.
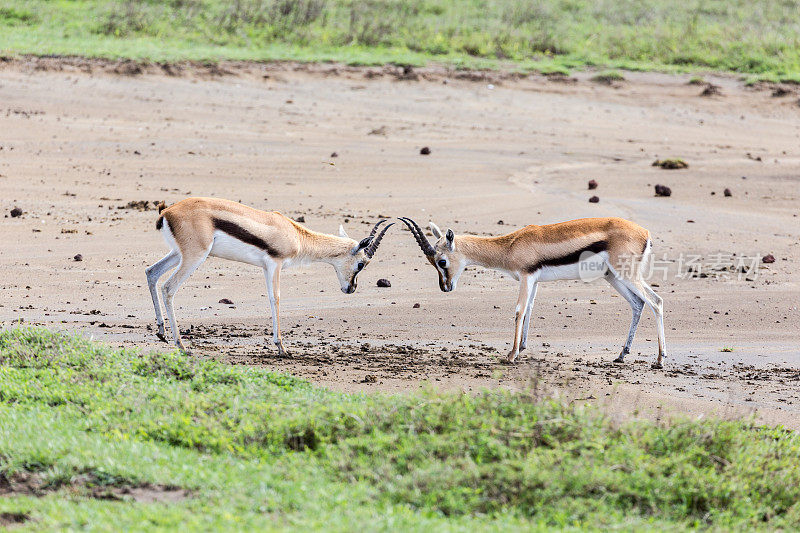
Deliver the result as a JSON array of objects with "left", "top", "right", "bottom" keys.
[{"left": 1, "top": 58, "right": 798, "bottom": 427}]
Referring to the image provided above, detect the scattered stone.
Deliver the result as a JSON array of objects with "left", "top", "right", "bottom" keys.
[
  {"left": 330, "top": 152, "right": 338, "bottom": 158},
  {"left": 420, "top": 146, "right": 431, "bottom": 155},
  {"left": 746, "top": 152, "right": 762, "bottom": 162},
  {"left": 412, "top": 303, "right": 420, "bottom": 308},
  {"left": 361, "top": 374, "right": 377, "bottom": 384},
  {"left": 772, "top": 87, "right": 792, "bottom": 97},
  {"left": 295, "top": 215, "right": 305, "bottom": 223},
  {"left": 652, "top": 159, "right": 688, "bottom": 169},
  {"left": 724, "top": 188, "right": 732, "bottom": 197},
  {"left": 497, "top": 220, "right": 504, "bottom": 225},
  {"left": 377, "top": 279, "right": 391, "bottom": 288},
  {"left": 118, "top": 200, "right": 160, "bottom": 211},
  {"left": 219, "top": 298, "right": 234, "bottom": 305},
  {"left": 73, "top": 254, "right": 83, "bottom": 262},
  {"left": 588, "top": 179, "right": 598, "bottom": 190},
  {"left": 10, "top": 206, "right": 22, "bottom": 217},
  {"left": 368, "top": 125, "right": 387, "bottom": 136},
  {"left": 700, "top": 83, "right": 721, "bottom": 97},
  {"left": 654, "top": 184, "right": 672, "bottom": 197},
  {"left": 762, "top": 254, "right": 776, "bottom": 264},
  {"left": 588, "top": 196, "right": 600, "bottom": 203}
]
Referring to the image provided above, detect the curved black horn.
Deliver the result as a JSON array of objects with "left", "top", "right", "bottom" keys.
[
  {"left": 365, "top": 222, "right": 394, "bottom": 258},
  {"left": 398, "top": 217, "right": 435, "bottom": 257},
  {"left": 368, "top": 219, "right": 389, "bottom": 239}
]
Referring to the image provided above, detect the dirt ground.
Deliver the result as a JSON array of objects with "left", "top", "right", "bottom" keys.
[{"left": 1, "top": 58, "right": 798, "bottom": 427}]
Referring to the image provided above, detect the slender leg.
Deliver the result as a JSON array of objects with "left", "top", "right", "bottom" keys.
[
  {"left": 145, "top": 251, "right": 180, "bottom": 342},
  {"left": 635, "top": 280, "right": 666, "bottom": 369},
  {"left": 506, "top": 274, "right": 535, "bottom": 363},
  {"left": 519, "top": 282, "right": 539, "bottom": 352},
  {"left": 161, "top": 249, "right": 209, "bottom": 353},
  {"left": 264, "top": 260, "right": 288, "bottom": 356},
  {"left": 606, "top": 274, "right": 644, "bottom": 363}
]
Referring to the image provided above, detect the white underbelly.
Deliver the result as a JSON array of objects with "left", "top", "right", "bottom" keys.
[
  {"left": 536, "top": 251, "right": 609, "bottom": 282},
  {"left": 209, "top": 231, "right": 269, "bottom": 267},
  {"left": 538, "top": 263, "right": 582, "bottom": 281}
]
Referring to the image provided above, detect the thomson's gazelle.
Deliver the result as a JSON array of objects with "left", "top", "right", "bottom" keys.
[
  {"left": 399, "top": 217, "right": 666, "bottom": 368},
  {"left": 146, "top": 197, "right": 393, "bottom": 355}
]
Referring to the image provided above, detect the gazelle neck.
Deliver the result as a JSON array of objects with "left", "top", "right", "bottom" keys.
[
  {"left": 456, "top": 235, "right": 512, "bottom": 272},
  {"left": 299, "top": 229, "right": 354, "bottom": 263}
]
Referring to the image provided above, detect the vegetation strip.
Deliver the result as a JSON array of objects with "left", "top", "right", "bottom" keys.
[
  {"left": 1, "top": 0, "right": 800, "bottom": 81},
  {"left": 0, "top": 327, "right": 799, "bottom": 529}
]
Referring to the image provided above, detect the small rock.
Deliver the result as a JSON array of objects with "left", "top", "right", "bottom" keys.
[
  {"left": 412, "top": 303, "right": 420, "bottom": 308},
  {"left": 219, "top": 298, "right": 234, "bottom": 305},
  {"left": 724, "top": 188, "right": 732, "bottom": 197},
  {"left": 10, "top": 207, "right": 22, "bottom": 217},
  {"left": 654, "top": 184, "right": 672, "bottom": 197},
  {"left": 497, "top": 220, "right": 504, "bottom": 225},
  {"left": 588, "top": 196, "right": 599, "bottom": 203},
  {"left": 295, "top": 215, "right": 305, "bottom": 223},
  {"left": 762, "top": 254, "right": 776, "bottom": 264},
  {"left": 330, "top": 152, "right": 338, "bottom": 158},
  {"left": 700, "top": 83, "right": 721, "bottom": 97},
  {"left": 73, "top": 254, "right": 83, "bottom": 262},
  {"left": 361, "top": 374, "right": 377, "bottom": 384},
  {"left": 420, "top": 146, "right": 431, "bottom": 155},
  {"left": 377, "top": 279, "right": 391, "bottom": 288},
  {"left": 588, "top": 179, "right": 598, "bottom": 190}
]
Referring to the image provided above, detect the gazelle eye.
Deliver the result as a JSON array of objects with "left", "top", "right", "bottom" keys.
[
  {"left": 357, "top": 262, "right": 365, "bottom": 271},
  {"left": 437, "top": 259, "right": 447, "bottom": 268}
]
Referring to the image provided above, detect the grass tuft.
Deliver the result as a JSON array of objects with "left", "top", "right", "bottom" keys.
[{"left": 590, "top": 70, "right": 625, "bottom": 84}]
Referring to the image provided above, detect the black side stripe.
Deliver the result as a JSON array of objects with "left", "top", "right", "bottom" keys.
[
  {"left": 212, "top": 218, "right": 279, "bottom": 257},
  {"left": 156, "top": 216, "right": 164, "bottom": 230},
  {"left": 527, "top": 240, "right": 608, "bottom": 273}
]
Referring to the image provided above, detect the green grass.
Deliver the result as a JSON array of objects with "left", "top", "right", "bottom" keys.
[
  {"left": 1, "top": 328, "right": 800, "bottom": 530},
  {"left": 1, "top": 0, "right": 800, "bottom": 79}
]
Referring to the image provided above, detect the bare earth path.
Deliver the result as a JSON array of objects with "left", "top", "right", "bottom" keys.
[{"left": 1, "top": 59, "right": 798, "bottom": 427}]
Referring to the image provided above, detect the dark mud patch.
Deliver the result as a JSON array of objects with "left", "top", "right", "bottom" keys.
[
  {"left": 0, "top": 471, "right": 190, "bottom": 503},
  {"left": 0, "top": 511, "right": 29, "bottom": 527},
  {"left": 179, "top": 323, "right": 500, "bottom": 384}
]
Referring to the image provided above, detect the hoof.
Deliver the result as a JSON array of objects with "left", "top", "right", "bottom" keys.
[
  {"left": 156, "top": 331, "right": 168, "bottom": 343},
  {"left": 613, "top": 355, "right": 625, "bottom": 364},
  {"left": 504, "top": 352, "right": 519, "bottom": 364},
  {"left": 651, "top": 362, "right": 663, "bottom": 370}
]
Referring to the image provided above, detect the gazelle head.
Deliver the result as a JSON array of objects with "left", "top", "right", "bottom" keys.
[
  {"left": 334, "top": 219, "right": 394, "bottom": 294},
  {"left": 399, "top": 217, "right": 466, "bottom": 292}
]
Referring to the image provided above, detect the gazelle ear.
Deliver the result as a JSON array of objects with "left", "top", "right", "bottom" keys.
[
  {"left": 429, "top": 221, "right": 443, "bottom": 239},
  {"left": 339, "top": 224, "right": 349, "bottom": 238},
  {"left": 446, "top": 229, "right": 455, "bottom": 251}
]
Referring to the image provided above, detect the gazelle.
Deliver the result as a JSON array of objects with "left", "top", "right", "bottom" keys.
[
  {"left": 399, "top": 217, "right": 666, "bottom": 368},
  {"left": 146, "top": 197, "right": 393, "bottom": 355}
]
